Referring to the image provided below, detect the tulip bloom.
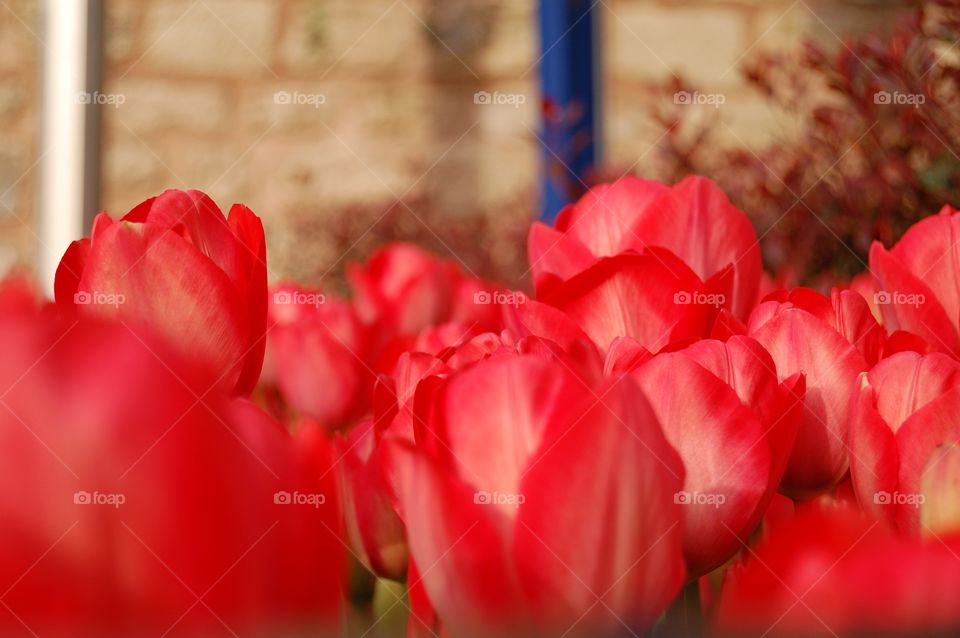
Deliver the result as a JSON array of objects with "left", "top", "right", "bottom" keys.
[
  {"left": 622, "top": 336, "right": 805, "bottom": 577},
  {"left": 385, "top": 354, "right": 685, "bottom": 637},
  {"left": 870, "top": 205, "right": 960, "bottom": 354},
  {"left": 347, "top": 242, "right": 501, "bottom": 344},
  {"left": 265, "top": 284, "right": 373, "bottom": 428},
  {"left": 339, "top": 330, "right": 592, "bottom": 584},
  {"left": 54, "top": 190, "right": 267, "bottom": 394},
  {"left": 748, "top": 288, "right": 880, "bottom": 491},
  {"left": 0, "top": 286, "right": 343, "bottom": 636},
  {"left": 338, "top": 418, "right": 409, "bottom": 581},
  {"left": 713, "top": 506, "right": 960, "bottom": 637},
  {"left": 528, "top": 175, "right": 762, "bottom": 319},
  {"left": 848, "top": 350, "right": 960, "bottom": 537}
]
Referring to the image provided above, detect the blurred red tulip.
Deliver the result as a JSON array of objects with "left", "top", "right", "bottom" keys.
[
  {"left": 347, "top": 242, "right": 500, "bottom": 344},
  {"left": 54, "top": 189, "right": 268, "bottom": 395},
  {"left": 748, "top": 288, "right": 875, "bottom": 491},
  {"left": 869, "top": 205, "right": 960, "bottom": 355},
  {"left": 0, "top": 285, "right": 343, "bottom": 636},
  {"left": 385, "top": 354, "right": 686, "bottom": 637},
  {"left": 265, "top": 283, "right": 373, "bottom": 429},
  {"left": 713, "top": 506, "right": 960, "bottom": 637},
  {"left": 623, "top": 336, "right": 805, "bottom": 577},
  {"left": 848, "top": 350, "right": 960, "bottom": 537},
  {"left": 529, "top": 176, "right": 761, "bottom": 319},
  {"left": 337, "top": 419, "right": 409, "bottom": 581}
]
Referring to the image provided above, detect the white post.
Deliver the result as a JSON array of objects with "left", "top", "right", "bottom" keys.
[{"left": 39, "top": 0, "right": 99, "bottom": 295}]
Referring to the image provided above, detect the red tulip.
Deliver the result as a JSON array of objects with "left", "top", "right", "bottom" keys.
[
  {"left": 529, "top": 176, "right": 761, "bottom": 319},
  {"left": 713, "top": 505, "right": 960, "bottom": 637},
  {"left": 338, "top": 342, "right": 479, "bottom": 584},
  {"left": 347, "top": 242, "right": 500, "bottom": 344},
  {"left": 370, "top": 320, "right": 489, "bottom": 375},
  {"left": 0, "top": 284, "right": 343, "bottom": 636},
  {"left": 385, "top": 354, "right": 686, "bottom": 637},
  {"left": 748, "top": 288, "right": 876, "bottom": 491},
  {"left": 54, "top": 189, "right": 267, "bottom": 395},
  {"left": 622, "top": 336, "right": 805, "bottom": 577},
  {"left": 848, "top": 350, "right": 960, "bottom": 537},
  {"left": 338, "top": 418, "right": 409, "bottom": 581},
  {"left": 339, "top": 330, "right": 591, "bottom": 584},
  {"left": 869, "top": 205, "right": 960, "bottom": 355},
  {"left": 265, "top": 284, "right": 373, "bottom": 429}
]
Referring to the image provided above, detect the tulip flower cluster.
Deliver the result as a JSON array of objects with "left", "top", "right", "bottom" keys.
[{"left": 3, "top": 178, "right": 960, "bottom": 637}]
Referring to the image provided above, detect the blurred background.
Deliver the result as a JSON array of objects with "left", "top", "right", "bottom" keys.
[{"left": 2, "top": 0, "right": 950, "bottom": 291}]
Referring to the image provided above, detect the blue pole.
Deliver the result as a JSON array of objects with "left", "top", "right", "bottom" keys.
[{"left": 537, "top": 0, "right": 600, "bottom": 223}]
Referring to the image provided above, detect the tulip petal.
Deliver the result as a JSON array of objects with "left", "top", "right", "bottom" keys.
[
  {"left": 527, "top": 222, "right": 595, "bottom": 296},
  {"left": 627, "top": 176, "right": 762, "bottom": 320},
  {"left": 633, "top": 353, "right": 770, "bottom": 575},
  {"left": 227, "top": 204, "right": 268, "bottom": 394},
  {"left": 385, "top": 441, "right": 525, "bottom": 638},
  {"left": 544, "top": 252, "right": 708, "bottom": 353},
  {"left": 749, "top": 304, "right": 868, "bottom": 490},
  {"left": 869, "top": 241, "right": 958, "bottom": 354},
  {"left": 894, "top": 386, "right": 960, "bottom": 536},
  {"left": 438, "top": 356, "right": 587, "bottom": 503},
  {"left": 514, "top": 375, "right": 685, "bottom": 633},
  {"left": 887, "top": 206, "right": 960, "bottom": 326},
  {"left": 848, "top": 381, "right": 901, "bottom": 527},
  {"left": 563, "top": 177, "right": 669, "bottom": 256}
]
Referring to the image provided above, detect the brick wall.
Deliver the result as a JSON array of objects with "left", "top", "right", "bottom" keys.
[
  {"left": 0, "top": 0, "right": 41, "bottom": 278},
  {"left": 0, "top": 0, "right": 910, "bottom": 283}
]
